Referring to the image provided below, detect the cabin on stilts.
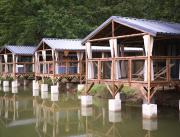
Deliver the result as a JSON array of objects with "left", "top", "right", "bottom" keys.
[
  {"left": 82, "top": 16, "right": 180, "bottom": 103},
  {"left": 35, "top": 38, "right": 110, "bottom": 83},
  {"left": 0, "top": 45, "right": 36, "bottom": 79}
]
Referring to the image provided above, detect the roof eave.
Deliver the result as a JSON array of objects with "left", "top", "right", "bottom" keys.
[{"left": 82, "top": 16, "right": 158, "bottom": 45}]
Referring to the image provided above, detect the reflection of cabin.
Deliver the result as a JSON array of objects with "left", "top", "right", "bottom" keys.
[
  {"left": 0, "top": 94, "right": 34, "bottom": 127},
  {"left": 0, "top": 45, "right": 36, "bottom": 79},
  {"left": 82, "top": 16, "right": 180, "bottom": 103},
  {"left": 35, "top": 38, "right": 110, "bottom": 83}
]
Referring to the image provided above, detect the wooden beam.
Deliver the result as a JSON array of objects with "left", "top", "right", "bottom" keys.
[{"left": 88, "top": 33, "right": 147, "bottom": 42}]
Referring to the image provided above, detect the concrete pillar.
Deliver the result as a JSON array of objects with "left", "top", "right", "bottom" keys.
[
  {"left": 142, "top": 119, "right": 158, "bottom": 131},
  {"left": 41, "top": 84, "right": 48, "bottom": 92},
  {"left": 3, "top": 81, "right": 9, "bottom": 87},
  {"left": 142, "top": 104, "right": 157, "bottom": 119},
  {"left": 3, "top": 86, "right": 9, "bottom": 92},
  {"left": 109, "top": 111, "right": 122, "bottom": 123},
  {"left": 108, "top": 99, "right": 121, "bottom": 112},
  {"left": 33, "top": 89, "right": 39, "bottom": 97},
  {"left": 51, "top": 85, "right": 59, "bottom": 94},
  {"left": 77, "top": 84, "right": 85, "bottom": 91},
  {"left": 81, "top": 106, "right": 93, "bottom": 116},
  {"left": 51, "top": 93, "right": 59, "bottom": 102},
  {"left": 81, "top": 95, "right": 92, "bottom": 106},
  {"left": 12, "top": 87, "right": 18, "bottom": 94},
  {"left": 12, "top": 80, "right": 18, "bottom": 88},
  {"left": 33, "top": 80, "right": 39, "bottom": 90},
  {"left": 41, "top": 91, "right": 48, "bottom": 99}
]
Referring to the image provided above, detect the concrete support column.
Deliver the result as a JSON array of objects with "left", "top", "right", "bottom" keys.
[
  {"left": 108, "top": 99, "right": 121, "bottom": 112},
  {"left": 33, "top": 80, "right": 39, "bottom": 90},
  {"left": 3, "top": 81, "right": 9, "bottom": 87},
  {"left": 142, "top": 104, "right": 157, "bottom": 119},
  {"left": 41, "top": 84, "right": 48, "bottom": 92},
  {"left": 12, "top": 80, "right": 18, "bottom": 88},
  {"left": 81, "top": 95, "right": 92, "bottom": 106},
  {"left": 51, "top": 85, "right": 59, "bottom": 94}
]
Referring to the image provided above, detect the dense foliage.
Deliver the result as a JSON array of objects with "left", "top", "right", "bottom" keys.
[{"left": 0, "top": 0, "right": 179, "bottom": 46}]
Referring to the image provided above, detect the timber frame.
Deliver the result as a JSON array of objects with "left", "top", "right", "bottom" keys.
[{"left": 83, "top": 17, "right": 180, "bottom": 103}]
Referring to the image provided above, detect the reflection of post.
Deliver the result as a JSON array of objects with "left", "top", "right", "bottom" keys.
[
  {"left": 102, "top": 108, "right": 106, "bottom": 126},
  {"left": 143, "top": 118, "right": 158, "bottom": 137},
  {"left": 65, "top": 111, "right": 70, "bottom": 132},
  {"left": 13, "top": 95, "right": 19, "bottom": 120},
  {"left": 5, "top": 95, "right": 9, "bottom": 118}
]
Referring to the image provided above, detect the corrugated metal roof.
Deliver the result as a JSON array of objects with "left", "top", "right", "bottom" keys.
[
  {"left": 38, "top": 38, "right": 143, "bottom": 52},
  {"left": 39, "top": 38, "right": 111, "bottom": 51},
  {"left": 82, "top": 16, "right": 180, "bottom": 44},
  {"left": 3, "top": 45, "right": 36, "bottom": 55},
  {"left": 42, "top": 38, "right": 83, "bottom": 50}
]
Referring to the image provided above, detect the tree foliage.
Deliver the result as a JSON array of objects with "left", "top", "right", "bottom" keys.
[{"left": 0, "top": 0, "right": 179, "bottom": 46}]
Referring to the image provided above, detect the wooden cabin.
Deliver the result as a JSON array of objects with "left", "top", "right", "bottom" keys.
[
  {"left": 82, "top": 16, "right": 180, "bottom": 103},
  {"left": 35, "top": 38, "right": 110, "bottom": 83},
  {"left": 0, "top": 45, "right": 36, "bottom": 79}
]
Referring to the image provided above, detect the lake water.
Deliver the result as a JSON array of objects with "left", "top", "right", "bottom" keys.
[{"left": 0, "top": 83, "right": 180, "bottom": 137}]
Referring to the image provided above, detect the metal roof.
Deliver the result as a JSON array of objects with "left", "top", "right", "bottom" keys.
[
  {"left": 2, "top": 45, "right": 36, "bottom": 55},
  {"left": 38, "top": 38, "right": 111, "bottom": 51},
  {"left": 38, "top": 38, "right": 143, "bottom": 52},
  {"left": 82, "top": 16, "right": 180, "bottom": 44}
]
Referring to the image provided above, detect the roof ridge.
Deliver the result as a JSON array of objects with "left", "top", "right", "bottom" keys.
[
  {"left": 114, "top": 16, "right": 180, "bottom": 25},
  {"left": 43, "top": 38, "right": 82, "bottom": 41}
]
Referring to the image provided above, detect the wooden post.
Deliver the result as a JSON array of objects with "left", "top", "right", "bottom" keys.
[
  {"left": 166, "top": 58, "right": 170, "bottom": 82},
  {"left": 112, "top": 20, "right": 115, "bottom": 97},
  {"left": 128, "top": 59, "right": 132, "bottom": 85},
  {"left": 147, "top": 42, "right": 151, "bottom": 104},
  {"left": 53, "top": 50, "right": 55, "bottom": 80},
  {"left": 85, "top": 44, "right": 88, "bottom": 94},
  {"left": 13, "top": 54, "right": 16, "bottom": 79},
  {"left": 97, "top": 60, "right": 101, "bottom": 83}
]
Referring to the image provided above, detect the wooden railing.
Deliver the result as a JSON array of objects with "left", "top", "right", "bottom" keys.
[
  {"left": 87, "top": 56, "right": 180, "bottom": 85},
  {"left": 35, "top": 60, "right": 86, "bottom": 76},
  {"left": 0, "top": 62, "right": 34, "bottom": 75}
]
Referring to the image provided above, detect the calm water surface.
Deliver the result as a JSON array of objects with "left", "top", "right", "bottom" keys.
[{"left": 0, "top": 83, "right": 180, "bottom": 137}]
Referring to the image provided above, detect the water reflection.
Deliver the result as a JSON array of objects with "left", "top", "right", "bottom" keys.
[
  {"left": 0, "top": 92, "right": 34, "bottom": 128},
  {"left": 0, "top": 84, "right": 180, "bottom": 137}
]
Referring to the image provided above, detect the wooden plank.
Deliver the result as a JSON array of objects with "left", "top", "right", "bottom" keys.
[{"left": 88, "top": 33, "right": 147, "bottom": 42}]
